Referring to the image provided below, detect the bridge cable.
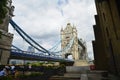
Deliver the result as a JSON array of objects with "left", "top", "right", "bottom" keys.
[
  {"left": 51, "top": 37, "right": 75, "bottom": 54},
  {"left": 10, "top": 20, "right": 47, "bottom": 53},
  {"left": 9, "top": 19, "right": 50, "bottom": 54},
  {"left": 11, "top": 45, "right": 23, "bottom": 51},
  {"left": 48, "top": 40, "right": 61, "bottom": 51}
]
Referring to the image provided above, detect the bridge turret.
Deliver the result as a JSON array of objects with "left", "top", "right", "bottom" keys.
[
  {"left": 61, "top": 23, "right": 79, "bottom": 60},
  {"left": 0, "top": 0, "right": 14, "bottom": 32},
  {"left": 0, "top": 0, "right": 14, "bottom": 65},
  {"left": 61, "top": 23, "right": 88, "bottom": 66}
]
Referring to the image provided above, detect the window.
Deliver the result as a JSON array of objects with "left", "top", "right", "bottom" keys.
[
  {"left": 103, "top": 13, "right": 106, "bottom": 21},
  {"left": 66, "top": 36, "right": 69, "bottom": 39},
  {"left": 106, "top": 28, "right": 109, "bottom": 37}
]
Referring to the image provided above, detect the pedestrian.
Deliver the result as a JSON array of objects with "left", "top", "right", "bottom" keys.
[
  {"left": 10, "top": 65, "right": 15, "bottom": 75},
  {"left": 14, "top": 69, "right": 19, "bottom": 78},
  {"left": 28, "top": 64, "right": 32, "bottom": 70},
  {"left": 0, "top": 68, "right": 7, "bottom": 76},
  {"left": 5, "top": 65, "right": 10, "bottom": 75}
]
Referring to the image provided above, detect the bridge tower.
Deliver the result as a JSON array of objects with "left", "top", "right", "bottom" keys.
[
  {"left": 61, "top": 23, "right": 88, "bottom": 66},
  {"left": 61, "top": 23, "right": 80, "bottom": 60},
  {"left": 0, "top": 0, "right": 14, "bottom": 65}
]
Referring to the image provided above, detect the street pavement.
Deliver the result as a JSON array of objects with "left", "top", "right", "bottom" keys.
[
  {"left": 50, "top": 66, "right": 120, "bottom": 80},
  {"left": 81, "top": 74, "right": 88, "bottom": 80}
]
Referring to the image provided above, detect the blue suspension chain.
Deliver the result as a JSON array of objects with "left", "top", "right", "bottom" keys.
[
  {"left": 9, "top": 19, "right": 75, "bottom": 56},
  {"left": 10, "top": 20, "right": 47, "bottom": 53},
  {"left": 10, "top": 19, "right": 50, "bottom": 54},
  {"left": 11, "top": 45, "right": 23, "bottom": 51}
]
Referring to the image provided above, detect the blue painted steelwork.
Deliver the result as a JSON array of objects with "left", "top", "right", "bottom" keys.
[
  {"left": 10, "top": 19, "right": 49, "bottom": 54},
  {"left": 10, "top": 49, "right": 74, "bottom": 62},
  {"left": 9, "top": 19, "right": 75, "bottom": 62},
  {"left": 11, "top": 45, "right": 23, "bottom": 51},
  {"left": 48, "top": 40, "right": 61, "bottom": 51},
  {"left": 10, "top": 19, "right": 75, "bottom": 55}
]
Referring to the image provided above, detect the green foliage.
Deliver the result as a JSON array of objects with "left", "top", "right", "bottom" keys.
[
  {"left": 0, "top": 0, "right": 7, "bottom": 6},
  {"left": 0, "top": 76, "right": 13, "bottom": 80},
  {"left": 17, "top": 72, "right": 43, "bottom": 79},
  {"left": 29, "top": 72, "right": 43, "bottom": 77},
  {"left": 26, "top": 62, "right": 30, "bottom": 65},
  {"left": 30, "top": 62, "right": 44, "bottom": 66},
  {"left": 0, "top": 0, "right": 8, "bottom": 24},
  {"left": 0, "top": 31, "right": 2, "bottom": 38},
  {"left": 0, "top": 20, "right": 3, "bottom": 24},
  {"left": 17, "top": 74, "right": 28, "bottom": 78}
]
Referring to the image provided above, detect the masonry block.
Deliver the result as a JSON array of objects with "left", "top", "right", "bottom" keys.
[{"left": 0, "top": 29, "right": 13, "bottom": 65}]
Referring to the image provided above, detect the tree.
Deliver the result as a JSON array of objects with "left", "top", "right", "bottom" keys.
[
  {"left": 0, "top": 31, "right": 2, "bottom": 38},
  {"left": 0, "top": 0, "right": 8, "bottom": 24}
]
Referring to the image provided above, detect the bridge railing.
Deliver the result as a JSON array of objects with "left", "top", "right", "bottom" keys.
[
  {"left": 10, "top": 49, "right": 74, "bottom": 62},
  {"left": 11, "top": 49, "right": 63, "bottom": 58}
]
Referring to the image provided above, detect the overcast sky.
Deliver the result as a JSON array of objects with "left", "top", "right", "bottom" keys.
[{"left": 9, "top": 0, "right": 96, "bottom": 59}]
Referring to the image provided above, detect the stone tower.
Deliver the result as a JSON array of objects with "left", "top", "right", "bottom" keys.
[
  {"left": 93, "top": 0, "right": 120, "bottom": 75},
  {"left": 61, "top": 23, "right": 88, "bottom": 66},
  {"left": 61, "top": 23, "right": 79, "bottom": 60},
  {"left": 0, "top": 0, "right": 14, "bottom": 64},
  {"left": 0, "top": 0, "right": 14, "bottom": 32}
]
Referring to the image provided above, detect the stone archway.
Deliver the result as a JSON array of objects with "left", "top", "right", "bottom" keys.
[{"left": 65, "top": 53, "right": 72, "bottom": 58}]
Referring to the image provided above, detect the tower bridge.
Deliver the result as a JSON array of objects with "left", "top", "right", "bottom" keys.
[
  {"left": 61, "top": 23, "right": 88, "bottom": 66},
  {"left": 0, "top": 0, "right": 88, "bottom": 66},
  {"left": 0, "top": 0, "right": 14, "bottom": 64},
  {"left": 61, "top": 23, "right": 87, "bottom": 60}
]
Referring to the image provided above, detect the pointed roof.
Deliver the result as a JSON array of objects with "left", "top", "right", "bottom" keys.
[
  {"left": 61, "top": 27, "right": 63, "bottom": 31},
  {"left": 66, "top": 23, "right": 72, "bottom": 29},
  {"left": 67, "top": 23, "right": 71, "bottom": 25}
]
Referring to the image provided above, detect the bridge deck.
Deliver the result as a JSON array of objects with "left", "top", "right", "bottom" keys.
[{"left": 10, "top": 50, "right": 74, "bottom": 63}]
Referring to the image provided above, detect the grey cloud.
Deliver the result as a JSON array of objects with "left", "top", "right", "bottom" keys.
[
  {"left": 30, "top": 32, "right": 59, "bottom": 41},
  {"left": 10, "top": 0, "right": 96, "bottom": 59},
  {"left": 57, "top": 0, "right": 69, "bottom": 6}
]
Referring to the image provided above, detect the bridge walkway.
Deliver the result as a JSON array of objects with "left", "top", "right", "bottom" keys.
[{"left": 49, "top": 66, "right": 120, "bottom": 80}]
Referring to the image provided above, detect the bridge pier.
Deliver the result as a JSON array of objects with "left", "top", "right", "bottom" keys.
[
  {"left": 60, "top": 62, "right": 74, "bottom": 66},
  {"left": 73, "top": 60, "right": 89, "bottom": 66},
  {"left": 0, "top": 0, "right": 14, "bottom": 65},
  {"left": 0, "top": 29, "right": 13, "bottom": 65}
]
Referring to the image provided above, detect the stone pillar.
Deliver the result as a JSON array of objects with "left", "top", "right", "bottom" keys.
[
  {"left": 0, "top": 0, "right": 14, "bottom": 65},
  {"left": 0, "top": 29, "right": 13, "bottom": 65},
  {"left": 72, "top": 28, "right": 79, "bottom": 60}
]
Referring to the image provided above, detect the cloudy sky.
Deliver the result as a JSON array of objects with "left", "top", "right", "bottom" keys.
[{"left": 9, "top": 0, "right": 96, "bottom": 59}]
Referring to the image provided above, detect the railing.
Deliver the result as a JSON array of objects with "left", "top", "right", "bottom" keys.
[
  {"left": 10, "top": 49, "right": 74, "bottom": 62},
  {"left": 11, "top": 49, "right": 61, "bottom": 57}
]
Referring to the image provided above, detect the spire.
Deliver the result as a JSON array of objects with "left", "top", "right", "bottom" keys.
[
  {"left": 66, "top": 22, "right": 71, "bottom": 28},
  {"left": 73, "top": 24, "right": 75, "bottom": 28},
  {"left": 67, "top": 23, "right": 71, "bottom": 25},
  {"left": 61, "top": 27, "right": 63, "bottom": 31},
  {"left": 73, "top": 24, "right": 76, "bottom": 28}
]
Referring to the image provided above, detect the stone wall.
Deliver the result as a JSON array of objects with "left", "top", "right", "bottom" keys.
[
  {"left": 61, "top": 23, "right": 79, "bottom": 60},
  {"left": 93, "top": 0, "right": 120, "bottom": 75},
  {"left": 0, "top": 29, "right": 13, "bottom": 64}
]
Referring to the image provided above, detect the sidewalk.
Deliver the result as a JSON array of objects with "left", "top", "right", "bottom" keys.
[
  {"left": 81, "top": 74, "right": 88, "bottom": 80},
  {"left": 82, "top": 70, "right": 120, "bottom": 80},
  {"left": 50, "top": 70, "right": 120, "bottom": 80}
]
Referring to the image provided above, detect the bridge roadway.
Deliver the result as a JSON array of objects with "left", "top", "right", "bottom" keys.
[{"left": 10, "top": 49, "right": 74, "bottom": 63}]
